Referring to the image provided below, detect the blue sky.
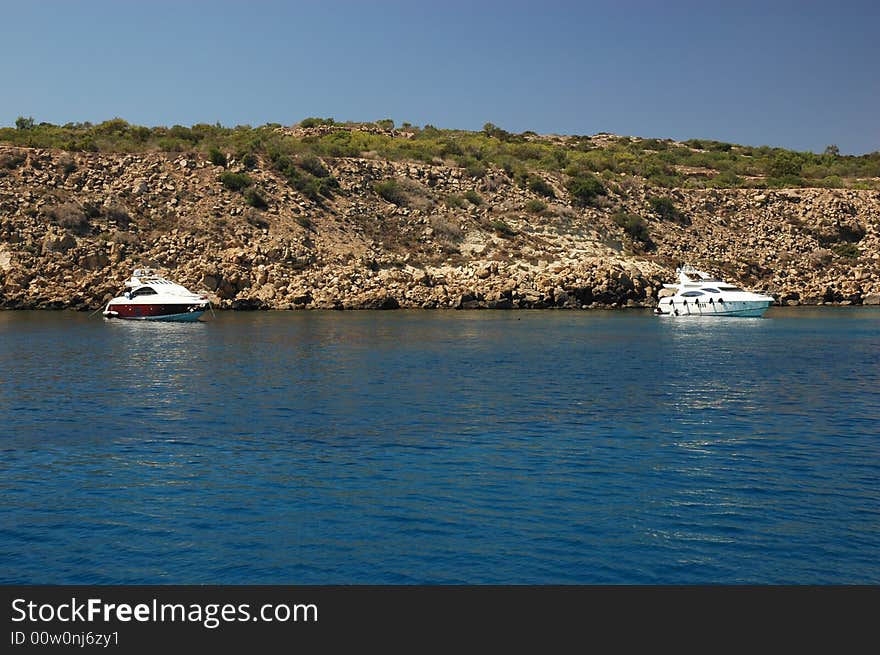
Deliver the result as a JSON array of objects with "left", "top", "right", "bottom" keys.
[{"left": 2, "top": 0, "right": 877, "bottom": 153}]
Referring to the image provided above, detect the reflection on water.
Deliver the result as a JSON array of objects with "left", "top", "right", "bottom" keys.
[{"left": 1, "top": 308, "right": 879, "bottom": 584}]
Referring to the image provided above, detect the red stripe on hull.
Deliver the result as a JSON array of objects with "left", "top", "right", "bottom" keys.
[{"left": 107, "top": 303, "right": 205, "bottom": 318}]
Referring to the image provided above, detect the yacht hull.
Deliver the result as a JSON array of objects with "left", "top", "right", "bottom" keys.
[
  {"left": 103, "top": 303, "right": 207, "bottom": 321},
  {"left": 656, "top": 300, "right": 771, "bottom": 318}
]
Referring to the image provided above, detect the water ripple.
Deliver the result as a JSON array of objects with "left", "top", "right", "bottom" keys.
[{"left": 1, "top": 308, "right": 879, "bottom": 583}]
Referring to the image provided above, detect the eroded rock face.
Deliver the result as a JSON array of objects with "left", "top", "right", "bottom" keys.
[{"left": 0, "top": 144, "right": 878, "bottom": 311}]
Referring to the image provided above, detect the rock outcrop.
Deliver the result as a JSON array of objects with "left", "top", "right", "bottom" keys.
[{"left": 1, "top": 144, "right": 878, "bottom": 310}]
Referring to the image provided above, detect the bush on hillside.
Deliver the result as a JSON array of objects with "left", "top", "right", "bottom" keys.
[
  {"left": 832, "top": 242, "right": 859, "bottom": 258},
  {"left": 375, "top": 179, "right": 406, "bottom": 205},
  {"left": 300, "top": 117, "right": 335, "bottom": 128},
  {"left": 241, "top": 152, "right": 258, "bottom": 169},
  {"left": 45, "top": 202, "right": 88, "bottom": 230},
  {"left": 647, "top": 196, "right": 689, "bottom": 225},
  {"left": 444, "top": 195, "right": 465, "bottom": 209},
  {"left": 430, "top": 215, "right": 463, "bottom": 241},
  {"left": 244, "top": 188, "right": 268, "bottom": 209},
  {"left": 766, "top": 152, "right": 803, "bottom": 178},
  {"left": 464, "top": 189, "right": 482, "bottom": 205},
  {"left": 490, "top": 219, "right": 516, "bottom": 237},
  {"left": 209, "top": 148, "right": 227, "bottom": 167},
  {"left": 527, "top": 176, "right": 556, "bottom": 198},
  {"left": 219, "top": 171, "right": 252, "bottom": 192},
  {"left": 613, "top": 211, "right": 651, "bottom": 243},
  {"left": 566, "top": 174, "right": 606, "bottom": 206},
  {"left": 299, "top": 155, "right": 330, "bottom": 178},
  {"left": 525, "top": 199, "right": 547, "bottom": 213}
]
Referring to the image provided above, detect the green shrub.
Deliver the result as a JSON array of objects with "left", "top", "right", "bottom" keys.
[
  {"left": 157, "top": 137, "right": 185, "bottom": 152},
  {"left": 566, "top": 174, "right": 605, "bottom": 206},
  {"left": 707, "top": 170, "right": 742, "bottom": 188},
  {"left": 283, "top": 165, "right": 336, "bottom": 201},
  {"left": 832, "top": 242, "right": 859, "bottom": 258},
  {"left": 266, "top": 146, "right": 338, "bottom": 201},
  {"left": 168, "top": 124, "right": 199, "bottom": 143},
  {"left": 527, "top": 176, "right": 556, "bottom": 198},
  {"left": 244, "top": 188, "right": 268, "bottom": 209},
  {"left": 6, "top": 117, "right": 880, "bottom": 193},
  {"left": 209, "top": 148, "right": 227, "bottom": 167},
  {"left": 765, "top": 175, "right": 806, "bottom": 188},
  {"left": 299, "top": 155, "right": 330, "bottom": 178},
  {"left": 482, "top": 122, "right": 513, "bottom": 141},
  {"left": 318, "top": 176, "right": 340, "bottom": 196},
  {"left": 300, "top": 117, "right": 335, "bottom": 128},
  {"left": 297, "top": 176, "right": 323, "bottom": 201},
  {"left": 219, "top": 171, "right": 252, "bottom": 192},
  {"left": 375, "top": 179, "right": 406, "bottom": 205},
  {"left": 495, "top": 155, "right": 526, "bottom": 181},
  {"left": 525, "top": 198, "right": 547, "bottom": 213},
  {"left": 131, "top": 126, "right": 151, "bottom": 142},
  {"left": 464, "top": 159, "right": 487, "bottom": 179},
  {"left": 613, "top": 211, "right": 650, "bottom": 242},
  {"left": 464, "top": 189, "right": 483, "bottom": 205},
  {"left": 445, "top": 194, "right": 466, "bottom": 209},
  {"left": 490, "top": 219, "right": 516, "bottom": 237},
  {"left": 241, "top": 152, "right": 258, "bottom": 169},
  {"left": 648, "top": 196, "right": 679, "bottom": 220},
  {"left": 641, "top": 138, "right": 671, "bottom": 151},
  {"left": 95, "top": 118, "right": 131, "bottom": 136},
  {"left": 766, "top": 152, "right": 803, "bottom": 177}
]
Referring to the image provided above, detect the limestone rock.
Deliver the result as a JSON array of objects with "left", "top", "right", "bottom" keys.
[{"left": 0, "top": 144, "right": 877, "bottom": 311}]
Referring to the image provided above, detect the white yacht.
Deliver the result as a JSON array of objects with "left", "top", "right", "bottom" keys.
[
  {"left": 103, "top": 268, "right": 210, "bottom": 321},
  {"left": 655, "top": 265, "right": 774, "bottom": 317}
]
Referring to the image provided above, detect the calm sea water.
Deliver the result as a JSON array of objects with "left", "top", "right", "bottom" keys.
[{"left": 1, "top": 308, "right": 878, "bottom": 584}]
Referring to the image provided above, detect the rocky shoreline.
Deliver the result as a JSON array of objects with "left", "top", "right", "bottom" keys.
[{"left": 2, "top": 144, "right": 879, "bottom": 311}]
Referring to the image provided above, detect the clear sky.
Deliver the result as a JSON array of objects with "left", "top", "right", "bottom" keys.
[{"left": 2, "top": 0, "right": 877, "bottom": 154}]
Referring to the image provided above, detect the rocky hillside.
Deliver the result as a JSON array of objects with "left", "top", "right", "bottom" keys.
[{"left": 1, "top": 140, "right": 879, "bottom": 310}]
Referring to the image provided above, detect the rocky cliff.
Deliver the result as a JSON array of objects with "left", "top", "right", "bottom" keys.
[{"left": 1, "top": 143, "right": 879, "bottom": 310}]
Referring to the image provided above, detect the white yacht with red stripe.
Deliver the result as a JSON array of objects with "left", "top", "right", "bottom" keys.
[
  {"left": 655, "top": 265, "right": 774, "bottom": 317},
  {"left": 103, "top": 268, "right": 210, "bottom": 321}
]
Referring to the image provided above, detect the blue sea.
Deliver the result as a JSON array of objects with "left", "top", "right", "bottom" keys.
[{"left": 1, "top": 307, "right": 878, "bottom": 584}]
